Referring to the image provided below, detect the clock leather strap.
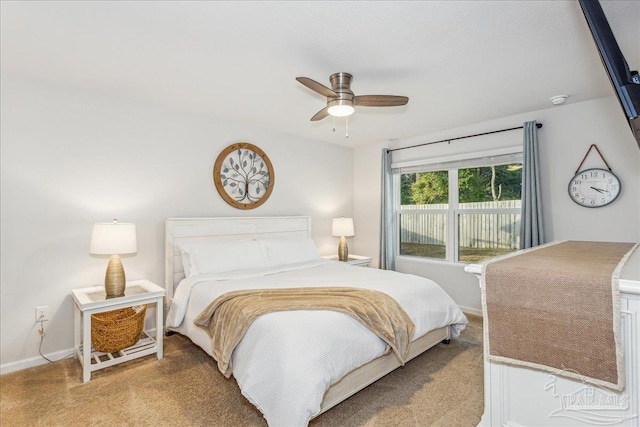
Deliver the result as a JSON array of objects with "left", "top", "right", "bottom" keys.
[{"left": 575, "top": 144, "right": 612, "bottom": 174}]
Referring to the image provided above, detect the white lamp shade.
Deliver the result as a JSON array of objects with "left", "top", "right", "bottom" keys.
[
  {"left": 89, "top": 222, "right": 137, "bottom": 255},
  {"left": 332, "top": 217, "right": 355, "bottom": 237}
]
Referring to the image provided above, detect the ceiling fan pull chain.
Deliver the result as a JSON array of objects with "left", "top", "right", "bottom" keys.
[
  {"left": 333, "top": 116, "right": 336, "bottom": 133},
  {"left": 346, "top": 116, "right": 349, "bottom": 138}
]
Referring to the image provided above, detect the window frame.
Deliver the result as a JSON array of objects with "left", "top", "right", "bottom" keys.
[{"left": 394, "top": 157, "right": 522, "bottom": 264}]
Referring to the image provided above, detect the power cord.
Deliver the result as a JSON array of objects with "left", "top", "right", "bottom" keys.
[{"left": 38, "top": 320, "right": 54, "bottom": 363}]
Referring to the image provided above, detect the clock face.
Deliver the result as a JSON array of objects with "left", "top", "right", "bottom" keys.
[{"left": 568, "top": 168, "right": 621, "bottom": 208}]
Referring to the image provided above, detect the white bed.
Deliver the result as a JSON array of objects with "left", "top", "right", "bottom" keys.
[{"left": 164, "top": 216, "right": 467, "bottom": 426}]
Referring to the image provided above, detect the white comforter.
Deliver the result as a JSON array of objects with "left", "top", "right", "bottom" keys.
[{"left": 166, "top": 260, "right": 467, "bottom": 427}]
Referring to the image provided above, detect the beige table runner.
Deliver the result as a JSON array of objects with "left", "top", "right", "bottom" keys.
[{"left": 482, "top": 240, "right": 636, "bottom": 391}]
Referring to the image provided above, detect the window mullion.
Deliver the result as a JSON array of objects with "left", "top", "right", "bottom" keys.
[{"left": 448, "top": 169, "right": 458, "bottom": 262}]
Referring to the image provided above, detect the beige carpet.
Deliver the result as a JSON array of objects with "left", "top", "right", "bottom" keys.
[{"left": 0, "top": 315, "right": 483, "bottom": 427}]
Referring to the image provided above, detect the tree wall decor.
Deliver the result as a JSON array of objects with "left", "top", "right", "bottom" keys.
[{"left": 213, "top": 142, "right": 275, "bottom": 209}]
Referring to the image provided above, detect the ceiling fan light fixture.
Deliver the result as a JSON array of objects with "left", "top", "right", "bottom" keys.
[
  {"left": 327, "top": 99, "right": 355, "bottom": 117},
  {"left": 328, "top": 104, "right": 355, "bottom": 117}
]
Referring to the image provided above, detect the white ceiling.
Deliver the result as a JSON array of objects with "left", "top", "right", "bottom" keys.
[{"left": 1, "top": 1, "right": 639, "bottom": 147}]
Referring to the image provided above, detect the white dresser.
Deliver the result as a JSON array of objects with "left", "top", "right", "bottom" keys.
[{"left": 465, "top": 246, "right": 639, "bottom": 427}]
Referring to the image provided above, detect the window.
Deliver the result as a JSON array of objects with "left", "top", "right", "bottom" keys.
[{"left": 396, "top": 158, "right": 522, "bottom": 263}]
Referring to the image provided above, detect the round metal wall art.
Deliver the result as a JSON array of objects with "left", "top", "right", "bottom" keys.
[{"left": 213, "top": 142, "right": 274, "bottom": 210}]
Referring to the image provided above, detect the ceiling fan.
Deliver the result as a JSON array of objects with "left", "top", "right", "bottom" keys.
[{"left": 296, "top": 72, "right": 409, "bottom": 121}]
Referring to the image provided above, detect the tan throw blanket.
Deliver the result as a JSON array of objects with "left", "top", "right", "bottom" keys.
[
  {"left": 193, "top": 287, "right": 415, "bottom": 378},
  {"left": 482, "top": 241, "right": 637, "bottom": 391}
]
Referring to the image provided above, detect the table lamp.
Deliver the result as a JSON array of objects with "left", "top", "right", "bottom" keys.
[
  {"left": 332, "top": 217, "right": 355, "bottom": 262},
  {"left": 90, "top": 220, "right": 137, "bottom": 297}
]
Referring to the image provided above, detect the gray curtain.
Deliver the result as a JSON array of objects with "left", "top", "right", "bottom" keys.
[
  {"left": 379, "top": 148, "right": 395, "bottom": 270},
  {"left": 520, "top": 121, "right": 545, "bottom": 249}
]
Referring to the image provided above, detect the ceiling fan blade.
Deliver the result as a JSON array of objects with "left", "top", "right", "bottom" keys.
[
  {"left": 296, "top": 77, "right": 339, "bottom": 98},
  {"left": 310, "top": 106, "right": 329, "bottom": 121},
  {"left": 354, "top": 95, "right": 409, "bottom": 107}
]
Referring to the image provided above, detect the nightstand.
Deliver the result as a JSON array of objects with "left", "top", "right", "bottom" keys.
[
  {"left": 321, "top": 254, "right": 372, "bottom": 267},
  {"left": 71, "top": 279, "right": 165, "bottom": 383}
]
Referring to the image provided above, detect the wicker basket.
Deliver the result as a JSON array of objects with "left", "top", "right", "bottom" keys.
[{"left": 91, "top": 305, "right": 146, "bottom": 353}]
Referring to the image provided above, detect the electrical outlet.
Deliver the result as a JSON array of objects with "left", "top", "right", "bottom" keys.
[{"left": 35, "top": 306, "right": 49, "bottom": 322}]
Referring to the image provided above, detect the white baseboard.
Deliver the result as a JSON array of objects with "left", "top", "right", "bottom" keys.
[
  {"left": 459, "top": 305, "right": 483, "bottom": 317},
  {"left": 0, "top": 347, "right": 75, "bottom": 375},
  {"left": 1, "top": 328, "right": 159, "bottom": 375}
]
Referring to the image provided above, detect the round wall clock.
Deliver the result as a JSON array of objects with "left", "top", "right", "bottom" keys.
[
  {"left": 213, "top": 142, "right": 274, "bottom": 210},
  {"left": 567, "top": 167, "right": 621, "bottom": 208}
]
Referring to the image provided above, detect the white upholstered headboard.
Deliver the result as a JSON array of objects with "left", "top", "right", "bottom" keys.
[{"left": 164, "top": 216, "right": 312, "bottom": 300}]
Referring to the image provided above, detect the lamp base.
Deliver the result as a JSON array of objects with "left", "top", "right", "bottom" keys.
[
  {"left": 338, "top": 236, "right": 349, "bottom": 262},
  {"left": 105, "top": 254, "right": 126, "bottom": 297}
]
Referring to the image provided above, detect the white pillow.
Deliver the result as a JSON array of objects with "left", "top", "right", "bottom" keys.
[
  {"left": 259, "top": 237, "right": 319, "bottom": 267},
  {"left": 180, "top": 246, "right": 194, "bottom": 278},
  {"left": 178, "top": 239, "right": 266, "bottom": 277}
]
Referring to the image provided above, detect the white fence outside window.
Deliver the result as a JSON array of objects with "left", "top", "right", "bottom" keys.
[{"left": 399, "top": 200, "right": 521, "bottom": 249}]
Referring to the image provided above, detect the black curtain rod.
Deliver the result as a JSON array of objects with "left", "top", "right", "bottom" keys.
[{"left": 389, "top": 122, "right": 543, "bottom": 153}]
